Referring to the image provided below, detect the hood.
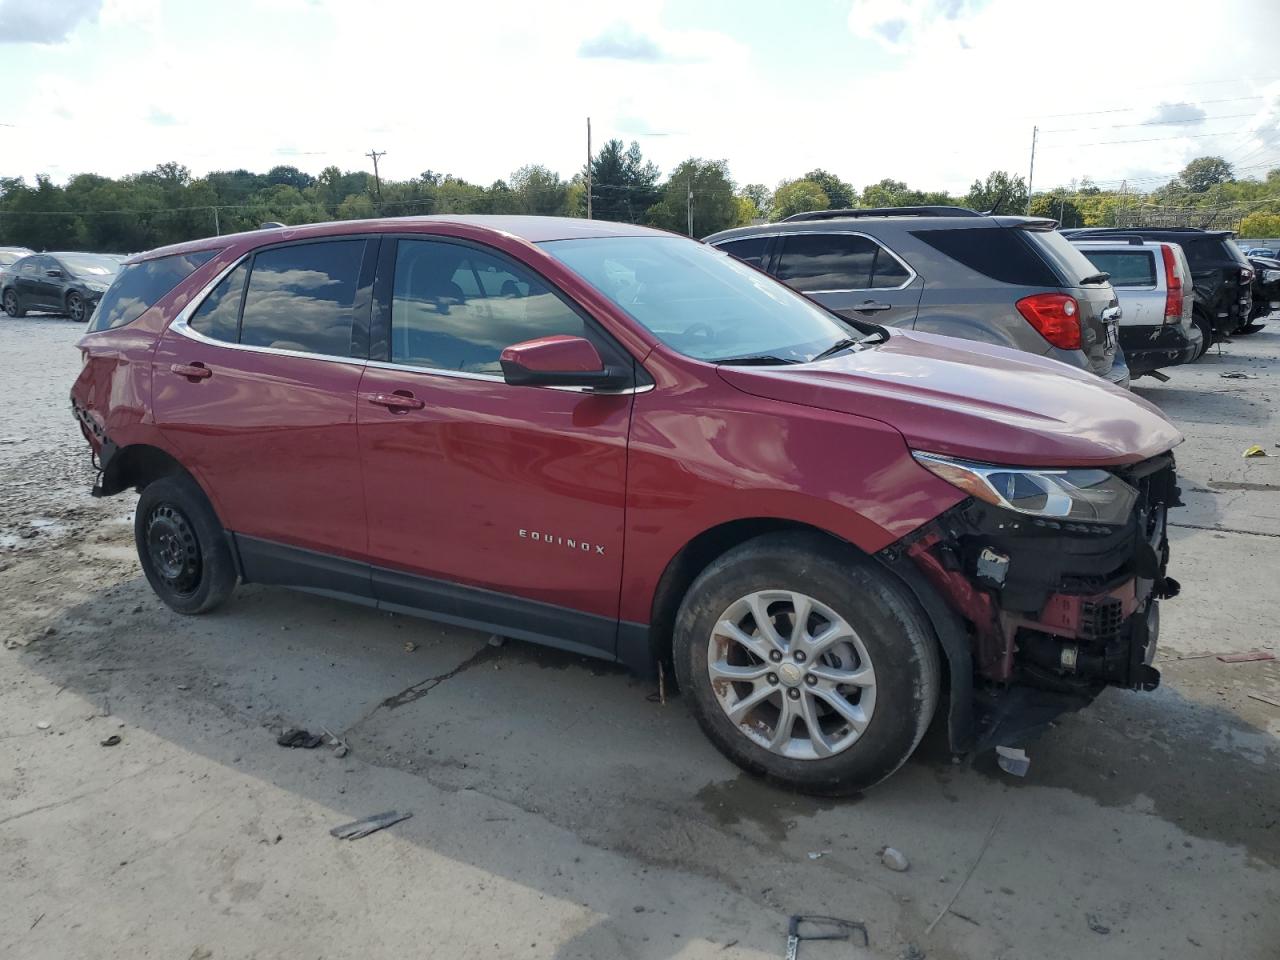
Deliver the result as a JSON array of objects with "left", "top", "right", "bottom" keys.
[{"left": 718, "top": 330, "right": 1182, "bottom": 468}]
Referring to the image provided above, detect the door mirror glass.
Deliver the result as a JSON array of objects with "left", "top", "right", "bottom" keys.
[{"left": 499, "top": 335, "right": 628, "bottom": 390}]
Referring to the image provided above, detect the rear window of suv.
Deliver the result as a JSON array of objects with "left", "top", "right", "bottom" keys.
[
  {"left": 87, "top": 250, "right": 218, "bottom": 332},
  {"left": 1078, "top": 250, "right": 1156, "bottom": 287},
  {"left": 910, "top": 227, "right": 1058, "bottom": 287}
]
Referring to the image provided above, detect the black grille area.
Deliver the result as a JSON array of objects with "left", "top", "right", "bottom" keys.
[{"left": 1080, "top": 597, "right": 1125, "bottom": 643}]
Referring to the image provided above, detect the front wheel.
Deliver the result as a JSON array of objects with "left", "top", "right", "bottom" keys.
[
  {"left": 66, "top": 291, "right": 86, "bottom": 323},
  {"left": 673, "top": 532, "right": 940, "bottom": 795},
  {"left": 3, "top": 289, "right": 24, "bottom": 318},
  {"left": 134, "top": 473, "right": 237, "bottom": 614}
]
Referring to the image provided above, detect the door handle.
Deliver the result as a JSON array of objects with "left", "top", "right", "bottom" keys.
[
  {"left": 365, "top": 391, "right": 425, "bottom": 411},
  {"left": 853, "top": 301, "right": 892, "bottom": 313},
  {"left": 171, "top": 362, "right": 212, "bottom": 381}
]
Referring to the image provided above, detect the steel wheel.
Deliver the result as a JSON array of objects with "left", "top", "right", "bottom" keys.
[
  {"left": 66, "top": 292, "right": 85, "bottom": 322},
  {"left": 707, "top": 589, "right": 876, "bottom": 761},
  {"left": 145, "top": 503, "right": 202, "bottom": 598},
  {"left": 3, "top": 290, "right": 19, "bottom": 317}
]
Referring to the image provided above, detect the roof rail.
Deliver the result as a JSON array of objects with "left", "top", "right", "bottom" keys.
[
  {"left": 781, "top": 205, "right": 982, "bottom": 222},
  {"left": 1063, "top": 226, "right": 1209, "bottom": 236},
  {"left": 1067, "top": 233, "right": 1149, "bottom": 245}
]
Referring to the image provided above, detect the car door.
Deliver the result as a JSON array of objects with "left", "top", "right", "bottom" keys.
[
  {"left": 152, "top": 237, "right": 377, "bottom": 584},
  {"left": 356, "top": 236, "right": 634, "bottom": 656},
  {"left": 17, "top": 256, "right": 52, "bottom": 309},
  {"left": 771, "top": 232, "right": 922, "bottom": 327}
]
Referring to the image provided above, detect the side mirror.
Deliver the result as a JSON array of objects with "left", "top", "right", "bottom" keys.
[{"left": 500, "top": 335, "right": 630, "bottom": 391}]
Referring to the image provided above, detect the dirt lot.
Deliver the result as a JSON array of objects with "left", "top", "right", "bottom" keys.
[{"left": 1, "top": 314, "right": 1277, "bottom": 960}]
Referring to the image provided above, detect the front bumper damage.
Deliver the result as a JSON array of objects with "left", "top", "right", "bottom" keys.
[{"left": 884, "top": 453, "right": 1181, "bottom": 752}]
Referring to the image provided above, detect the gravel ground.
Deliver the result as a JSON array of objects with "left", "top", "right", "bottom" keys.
[{"left": 0, "top": 313, "right": 1277, "bottom": 960}]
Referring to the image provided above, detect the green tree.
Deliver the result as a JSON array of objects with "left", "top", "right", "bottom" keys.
[
  {"left": 739, "top": 183, "right": 772, "bottom": 218},
  {"left": 1177, "top": 156, "right": 1234, "bottom": 193},
  {"left": 1237, "top": 211, "right": 1280, "bottom": 238},
  {"left": 1029, "top": 191, "right": 1084, "bottom": 228},
  {"left": 585, "top": 139, "right": 661, "bottom": 222},
  {"left": 860, "top": 178, "right": 912, "bottom": 207},
  {"left": 802, "top": 169, "right": 855, "bottom": 209},
  {"left": 510, "top": 165, "right": 569, "bottom": 215},
  {"left": 771, "top": 179, "right": 829, "bottom": 220},
  {"left": 645, "top": 159, "right": 738, "bottom": 237},
  {"left": 964, "top": 171, "right": 1027, "bottom": 213}
]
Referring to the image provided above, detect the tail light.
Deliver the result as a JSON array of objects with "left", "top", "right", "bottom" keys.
[
  {"left": 1015, "top": 293, "right": 1081, "bottom": 349},
  {"left": 1160, "top": 244, "right": 1183, "bottom": 324}
]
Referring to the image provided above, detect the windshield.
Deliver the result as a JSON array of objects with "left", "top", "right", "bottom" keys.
[
  {"left": 1033, "top": 229, "right": 1111, "bottom": 285},
  {"left": 58, "top": 254, "right": 122, "bottom": 278},
  {"left": 541, "top": 235, "right": 855, "bottom": 362}
]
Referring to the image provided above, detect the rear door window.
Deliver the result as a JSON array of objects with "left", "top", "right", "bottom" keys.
[
  {"left": 1078, "top": 250, "right": 1156, "bottom": 287},
  {"left": 715, "top": 236, "right": 770, "bottom": 268},
  {"left": 870, "top": 245, "right": 911, "bottom": 288},
  {"left": 87, "top": 249, "right": 218, "bottom": 332},
  {"left": 775, "top": 233, "right": 877, "bottom": 291},
  {"left": 911, "top": 227, "right": 1058, "bottom": 287},
  {"left": 239, "top": 240, "right": 366, "bottom": 356},
  {"left": 188, "top": 263, "right": 249, "bottom": 343}
]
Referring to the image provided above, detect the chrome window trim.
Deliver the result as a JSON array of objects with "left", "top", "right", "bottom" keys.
[
  {"left": 712, "top": 229, "right": 917, "bottom": 293},
  {"left": 169, "top": 251, "right": 366, "bottom": 367},
  {"left": 364, "top": 358, "right": 652, "bottom": 395}
]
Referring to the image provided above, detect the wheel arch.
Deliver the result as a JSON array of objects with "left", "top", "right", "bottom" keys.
[
  {"left": 99, "top": 442, "right": 208, "bottom": 501},
  {"left": 625, "top": 516, "right": 971, "bottom": 754}
]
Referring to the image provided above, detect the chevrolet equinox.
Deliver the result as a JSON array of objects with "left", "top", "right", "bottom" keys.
[{"left": 72, "top": 216, "right": 1183, "bottom": 794}]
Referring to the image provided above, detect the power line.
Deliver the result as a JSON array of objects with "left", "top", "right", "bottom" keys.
[
  {"left": 1035, "top": 94, "right": 1267, "bottom": 120},
  {"left": 1042, "top": 112, "right": 1258, "bottom": 133}
]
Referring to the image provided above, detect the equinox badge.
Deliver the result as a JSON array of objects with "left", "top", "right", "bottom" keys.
[{"left": 519, "top": 528, "right": 605, "bottom": 556}]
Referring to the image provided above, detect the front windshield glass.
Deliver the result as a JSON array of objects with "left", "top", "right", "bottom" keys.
[
  {"left": 541, "top": 235, "right": 855, "bottom": 362},
  {"left": 58, "top": 254, "right": 122, "bottom": 278}
]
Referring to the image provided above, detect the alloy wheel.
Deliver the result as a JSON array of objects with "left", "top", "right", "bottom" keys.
[
  {"left": 706, "top": 590, "right": 876, "bottom": 760},
  {"left": 3, "top": 292, "right": 16, "bottom": 316},
  {"left": 67, "top": 294, "right": 85, "bottom": 322}
]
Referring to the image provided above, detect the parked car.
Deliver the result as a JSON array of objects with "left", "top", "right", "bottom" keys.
[
  {"left": 1069, "top": 236, "right": 1204, "bottom": 371},
  {"left": 1244, "top": 247, "right": 1276, "bottom": 258},
  {"left": 1, "top": 251, "right": 122, "bottom": 322},
  {"left": 72, "top": 216, "right": 1182, "bottom": 794},
  {"left": 1064, "top": 227, "right": 1253, "bottom": 344},
  {"left": 704, "top": 207, "right": 1129, "bottom": 388},
  {"left": 1245, "top": 255, "right": 1280, "bottom": 327}
]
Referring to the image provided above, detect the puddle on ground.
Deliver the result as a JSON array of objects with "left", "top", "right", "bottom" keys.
[{"left": 696, "top": 773, "right": 843, "bottom": 843}]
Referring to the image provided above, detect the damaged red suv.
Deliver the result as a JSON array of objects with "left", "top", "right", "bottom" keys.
[{"left": 72, "top": 217, "right": 1182, "bottom": 793}]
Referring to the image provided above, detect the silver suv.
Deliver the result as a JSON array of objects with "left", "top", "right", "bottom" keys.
[
  {"left": 1070, "top": 237, "right": 1203, "bottom": 373},
  {"left": 705, "top": 207, "right": 1127, "bottom": 387}
]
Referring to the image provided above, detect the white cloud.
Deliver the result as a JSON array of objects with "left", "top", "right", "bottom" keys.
[{"left": 0, "top": 0, "right": 102, "bottom": 44}]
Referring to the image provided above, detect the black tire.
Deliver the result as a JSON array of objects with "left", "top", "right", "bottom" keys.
[
  {"left": 672, "top": 532, "right": 940, "bottom": 796},
  {"left": 1191, "top": 312, "right": 1212, "bottom": 360},
  {"left": 134, "top": 473, "right": 237, "bottom": 615},
  {"left": 66, "top": 291, "right": 86, "bottom": 323},
  {"left": 2, "top": 289, "right": 24, "bottom": 318}
]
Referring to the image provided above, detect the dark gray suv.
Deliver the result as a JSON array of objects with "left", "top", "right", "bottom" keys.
[{"left": 705, "top": 207, "right": 1127, "bottom": 386}]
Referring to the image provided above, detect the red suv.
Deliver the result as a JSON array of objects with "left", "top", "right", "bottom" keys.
[{"left": 72, "top": 217, "right": 1183, "bottom": 793}]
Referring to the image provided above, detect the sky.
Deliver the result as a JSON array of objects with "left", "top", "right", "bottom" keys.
[{"left": 2, "top": 0, "right": 1280, "bottom": 197}]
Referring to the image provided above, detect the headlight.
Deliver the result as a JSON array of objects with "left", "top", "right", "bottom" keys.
[{"left": 914, "top": 452, "right": 1137, "bottom": 525}]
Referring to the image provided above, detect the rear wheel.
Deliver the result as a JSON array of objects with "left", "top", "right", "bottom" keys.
[
  {"left": 66, "top": 291, "right": 86, "bottom": 323},
  {"left": 673, "top": 532, "right": 940, "bottom": 795},
  {"left": 134, "top": 474, "right": 236, "bottom": 614},
  {"left": 2, "top": 289, "right": 23, "bottom": 318}
]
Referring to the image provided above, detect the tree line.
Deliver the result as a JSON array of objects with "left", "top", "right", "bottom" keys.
[{"left": 2, "top": 142, "right": 1277, "bottom": 254}]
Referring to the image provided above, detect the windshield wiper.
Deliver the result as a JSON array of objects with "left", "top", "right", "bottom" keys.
[
  {"left": 714, "top": 354, "right": 800, "bottom": 366},
  {"left": 810, "top": 330, "right": 889, "bottom": 362},
  {"left": 1079, "top": 271, "right": 1111, "bottom": 285}
]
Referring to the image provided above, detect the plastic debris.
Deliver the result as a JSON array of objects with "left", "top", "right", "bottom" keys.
[
  {"left": 785, "top": 915, "right": 868, "bottom": 959},
  {"left": 35, "top": 721, "right": 51, "bottom": 730},
  {"left": 1086, "top": 913, "right": 1111, "bottom": 935},
  {"left": 1243, "top": 445, "right": 1269, "bottom": 458},
  {"left": 99, "top": 735, "right": 122, "bottom": 747},
  {"left": 996, "top": 745, "right": 1031, "bottom": 777},
  {"left": 881, "top": 847, "right": 909, "bottom": 872},
  {"left": 1220, "top": 371, "right": 1258, "bottom": 379},
  {"left": 403, "top": 640, "right": 417, "bottom": 653},
  {"left": 1247, "top": 693, "right": 1280, "bottom": 708},
  {"left": 806, "top": 850, "right": 829, "bottom": 860},
  {"left": 330, "top": 810, "right": 412, "bottom": 840},
  {"left": 276, "top": 727, "right": 325, "bottom": 749},
  {"left": 1218, "top": 651, "right": 1275, "bottom": 663}
]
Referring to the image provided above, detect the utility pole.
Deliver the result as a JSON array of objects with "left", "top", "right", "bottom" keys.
[
  {"left": 585, "top": 117, "right": 592, "bottom": 219},
  {"left": 211, "top": 207, "right": 220, "bottom": 236},
  {"left": 687, "top": 174, "right": 694, "bottom": 237},
  {"left": 365, "top": 149, "right": 386, "bottom": 205},
  {"left": 1025, "top": 125, "right": 1038, "bottom": 215}
]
